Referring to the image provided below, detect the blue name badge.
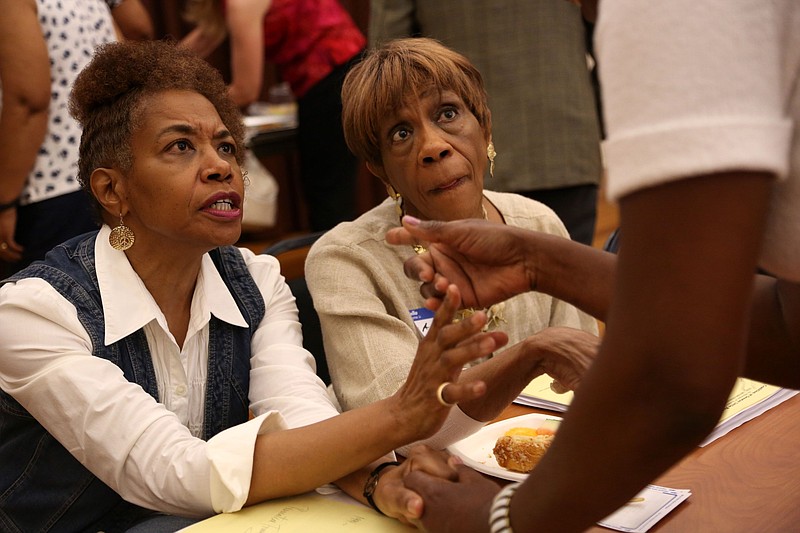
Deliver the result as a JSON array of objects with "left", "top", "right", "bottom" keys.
[{"left": 410, "top": 307, "right": 435, "bottom": 337}]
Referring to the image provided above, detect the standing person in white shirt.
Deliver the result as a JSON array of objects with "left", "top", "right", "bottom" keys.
[
  {"left": 0, "top": 40, "right": 502, "bottom": 532},
  {"left": 386, "top": 0, "right": 800, "bottom": 531}
]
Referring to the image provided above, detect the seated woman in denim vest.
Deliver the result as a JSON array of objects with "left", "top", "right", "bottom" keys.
[{"left": 0, "top": 40, "right": 501, "bottom": 532}]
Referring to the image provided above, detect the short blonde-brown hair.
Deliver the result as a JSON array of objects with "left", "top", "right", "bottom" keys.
[{"left": 342, "top": 37, "right": 492, "bottom": 166}]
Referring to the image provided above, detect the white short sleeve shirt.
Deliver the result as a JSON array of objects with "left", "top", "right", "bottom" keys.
[{"left": 596, "top": 0, "right": 800, "bottom": 281}]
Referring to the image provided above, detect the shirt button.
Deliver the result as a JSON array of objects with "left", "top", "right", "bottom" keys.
[{"left": 175, "top": 384, "right": 187, "bottom": 396}]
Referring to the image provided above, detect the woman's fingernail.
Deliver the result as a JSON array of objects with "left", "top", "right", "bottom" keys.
[{"left": 403, "top": 215, "right": 421, "bottom": 226}]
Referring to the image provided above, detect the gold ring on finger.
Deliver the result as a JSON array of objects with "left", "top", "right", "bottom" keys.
[{"left": 436, "top": 382, "right": 456, "bottom": 407}]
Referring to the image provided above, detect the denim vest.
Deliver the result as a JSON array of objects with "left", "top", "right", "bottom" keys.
[{"left": 0, "top": 233, "right": 265, "bottom": 533}]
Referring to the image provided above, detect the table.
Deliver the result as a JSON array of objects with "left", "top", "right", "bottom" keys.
[
  {"left": 497, "top": 393, "right": 800, "bottom": 532},
  {"left": 185, "top": 393, "right": 799, "bottom": 532}
]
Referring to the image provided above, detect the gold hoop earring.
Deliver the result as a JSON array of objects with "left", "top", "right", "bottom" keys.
[
  {"left": 487, "top": 142, "right": 497, "bottom": 179},
  {"left": 109, "top": 213, "right": 135, "bottom": 251}
]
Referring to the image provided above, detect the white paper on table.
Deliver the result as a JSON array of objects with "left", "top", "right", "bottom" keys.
[
  {"left": 514, "top": 376, "right": 799, "bottom": 446},
  {"left": 597, "top": 484, "right": 691, "bottom": 533},
  {"left": 699, "top": 382, "right": 798, "bottom": 446},
  {"left": 513, "top": 373, "right": 572, "bottom": 412}
]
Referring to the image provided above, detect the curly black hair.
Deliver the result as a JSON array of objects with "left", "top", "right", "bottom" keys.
[{"left": 69, "top": 39, "right": 245, "bottom": 217}]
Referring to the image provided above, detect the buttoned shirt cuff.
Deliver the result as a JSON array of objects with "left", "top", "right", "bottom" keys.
[{"left": 207, "top": 411, "right": 288, "bottom": 512}]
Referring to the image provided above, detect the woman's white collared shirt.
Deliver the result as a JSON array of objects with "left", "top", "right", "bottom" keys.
[{"left": 0, "top": 226, "right": 338, "bottom": 516}]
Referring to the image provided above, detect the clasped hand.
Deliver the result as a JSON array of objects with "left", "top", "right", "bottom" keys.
[{"left": 375, "top": 445, "right": 503, "bottom": 532}]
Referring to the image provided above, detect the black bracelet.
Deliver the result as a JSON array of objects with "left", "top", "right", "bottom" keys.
[
  {"left": 0, "top": 197, "right": 20, "bottom": 212},
  {"left": 362, "top": 461, "right": 401, "bottom": 515}
]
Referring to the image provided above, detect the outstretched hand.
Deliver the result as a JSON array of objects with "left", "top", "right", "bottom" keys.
[
  {"left": 386, "top": 216, "right": 536, "bottom": 311},
  {"left": 527, "top": 327, "right": 600, "bottom": 393},
  {"left": 390, "top": 283, "right": 508, "bottom": 441}
]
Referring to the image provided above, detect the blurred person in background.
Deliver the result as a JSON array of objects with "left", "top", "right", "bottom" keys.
[
  {"left": 0, "top": 0, "right": 117, "bottom": 276},
  {"left": 106, "top": 0, "right": 155, "bottom": 41},
  {"left": 180, "top": 0, "right": 366, "bottom": 231}
]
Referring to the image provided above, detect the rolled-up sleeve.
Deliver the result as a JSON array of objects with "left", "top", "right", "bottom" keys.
[{"left": 597, "top": 1, "right": 792, "bottom": 201}]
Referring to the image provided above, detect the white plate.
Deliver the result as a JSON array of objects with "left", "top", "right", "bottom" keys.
[{"left": 446, "top": 413, "right": 562, "bottom": 482}]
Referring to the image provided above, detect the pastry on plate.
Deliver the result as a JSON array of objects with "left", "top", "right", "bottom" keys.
[{"left": 493, "top": 419, "right": 559, "bottom": 473}]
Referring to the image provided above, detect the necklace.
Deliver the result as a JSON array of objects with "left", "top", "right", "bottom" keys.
[{"left": 409, "top": 202, "right": 505, "bottom": 331}]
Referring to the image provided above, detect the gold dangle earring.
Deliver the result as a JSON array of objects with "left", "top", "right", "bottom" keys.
[
  {"left": 386, "top": 184, "right": 403, "bottom": 220},
  {"left": 109, "top": 212, "right": 135, "bottom": 251},
  {"left": 387, "top": 183, "right": 424, "bottom": 253},
  {"left": 487, "top": 141, "right": 497, "bottom": 179}
]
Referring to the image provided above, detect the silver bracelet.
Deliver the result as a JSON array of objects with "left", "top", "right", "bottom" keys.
[{"left": 489, "top": 482, "right": 521, "bottom": 533}]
